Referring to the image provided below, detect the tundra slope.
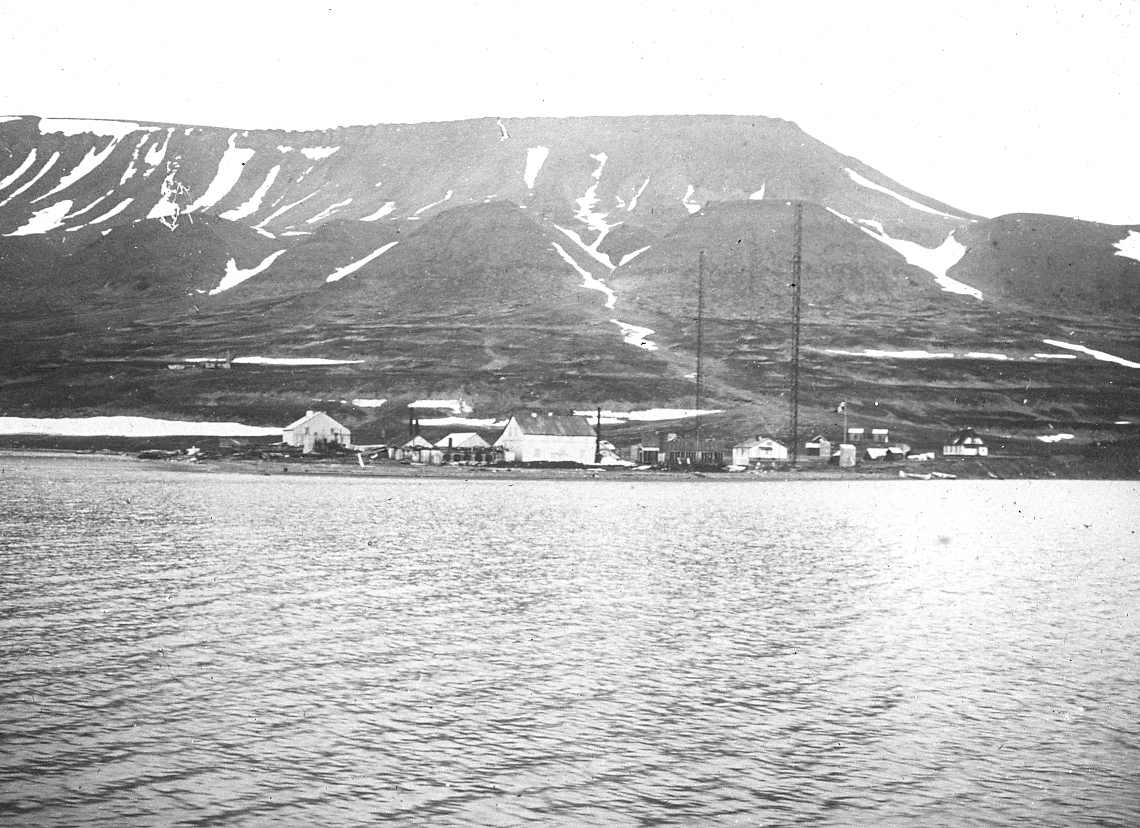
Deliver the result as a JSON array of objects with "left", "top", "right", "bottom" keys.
[{"left": 0, "top": 114, "right": 1137, "bottom": 456}]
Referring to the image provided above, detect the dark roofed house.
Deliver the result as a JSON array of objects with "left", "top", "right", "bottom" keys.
[
  {"left": 493, "top": 414, "right": 598, "bottom": 464},
  {"left": 944, "top": 428, "right": 988, "bottom": 457}
]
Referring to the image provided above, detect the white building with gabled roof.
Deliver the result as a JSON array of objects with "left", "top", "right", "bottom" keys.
[
  {"left": 493, "top": 414, "right": 597, "bottom": 464},
  {"left": 283, "top": 410, "right": 352, "bottom": 453}
]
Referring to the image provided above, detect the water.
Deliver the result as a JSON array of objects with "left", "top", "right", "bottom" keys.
[{"left": 2, "top": 456, "right": 1139, "bottom": 826}]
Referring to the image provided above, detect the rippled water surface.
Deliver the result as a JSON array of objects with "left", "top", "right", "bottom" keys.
[{"left": 2, "top": 456, "right": 1139, "bottom": 826}]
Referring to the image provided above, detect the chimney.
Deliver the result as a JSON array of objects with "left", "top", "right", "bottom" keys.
[{"left": 307, "top": 410, "right": 315, "bottom": 417}]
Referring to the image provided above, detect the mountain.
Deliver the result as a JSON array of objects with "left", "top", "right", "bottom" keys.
[{"left": 1, "top": 113, "right": 1137, "bottom": 461}]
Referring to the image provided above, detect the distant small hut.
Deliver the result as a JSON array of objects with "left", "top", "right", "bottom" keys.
[
  {"left": 804, "top": 435, "right": 831, "bottom": 459},
  {"left": 943, "top": 428, "right": 989, "bottom": 457}
]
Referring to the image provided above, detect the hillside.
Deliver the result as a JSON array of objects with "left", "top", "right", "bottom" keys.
[{"left": 1, "top": 113, "right": 1137, "bottom": 461}]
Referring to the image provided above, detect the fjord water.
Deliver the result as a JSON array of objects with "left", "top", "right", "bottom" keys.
[{"left": 2, "top": 457, "right": 1138, "bottom": 827}]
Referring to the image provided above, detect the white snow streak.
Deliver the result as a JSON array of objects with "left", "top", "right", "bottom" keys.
[
  {"left": 1037, "top": 433, "right": 1075, "bottom": 443},
  {"left": 963, "top": 352, "right": 1009, "bottom": 360},
  {"left": 415, "top": 190, "right": 453, "bottom": 215},
  {"left": 496, "top": 118, "right": 509, "bottom": 141},
  {"left": 524, "top": 146, "right": 549, "bottom": 189},
  {"left": 1113, "top": 229, "right": 1140, "bottom": 263},
  {"left": 0, "top": 149, "right": 37, "bottom": 192},
  {"left": 0, "top": 116, "right": 20, "bottom": 124},
  {"left": 255, "top": 191, "right": 318, "bottom": 228},
  {"left": 87, "top": 197, "right": 134, "bottom": 225},
  {"left": 551, "top": 242, "right": 616, "bottom": 308},
  {"left": 574, "top": 408, "right": 723, "bottom": 423},
  {"left": 34, "top": 137, "right": 122, "bottom": 202},
  {"left": 0, "top": 152, "right": 60, "bottom": 207},
  {"left": 627, "top": 178, "right": 650, "bottom": 211},
  {"left": 64, "top": 191, "right": 111, "bottom": 219},
  {"left": 119, "top": 134, "right": 151, "bottom": 185},
  {"left": 143, "top": 130, "right": 172, "bottom": 175},
  {"left": 220, "top": 165, "right": 280, "bottom": 221},
  {"left": 0, "top": 415, "right": 281, "bottom": 437},
  {"left": 209, "top": 250, "right": 287, "bottom": 295},
  {"left": 5, "top": 200, "right": 72, "bottom": 235},
  {"left": 186, "top": 134, "right": 255, "bottom": 213},
  {"left": 38, "top": 118, "right": 145, "bottom": 138},
  {"left": 301, "top": 146, "right": 339, "bottom": 160},
  {"left": 359, "top": 201, "right": 396, "bottom": 221},
  {"left": 232, "top": 357, "right": 361, "bottom": 365},
  {"left": 825, "top": 348, "right": 956, "bottom": 359},
  {"left": 682, "top": 184, "right": 701, "bottom": 214},
  {"left": 827, "top": 207, "right": 982, "bottom": 299},
  {"left": 277, "top": 146, "right": 293, "bottom": 153},
  {"left": 1033, "top": 353, "right": 1077, "bottom": 359},
  {"left": 1041, "top": 339, "right": 1140, "bottom": 369},
  {"left": 618, "top": 246, "right": 651, "bottom": 267},
  {"left": 306, "top": 198, "right": 354, "bottom": 224},
  {"left": 553, "top": 224, "right": 615, "bottom": 270},
  {"left": 844, "top": 167, "right": 967, "bottom": 220},
  {"left": 750, "top": 185, "right": 766, "bottom": 200},
  {"left": 611, "top": 320, "right": 657, "bottom": 351},
  {"left": 325, "top": 241, "right": 399, "bottom": 282}
]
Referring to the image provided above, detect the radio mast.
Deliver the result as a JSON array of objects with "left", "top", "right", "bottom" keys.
[{"left": 790, "top": 203, "right": 803, "bottom": 465}]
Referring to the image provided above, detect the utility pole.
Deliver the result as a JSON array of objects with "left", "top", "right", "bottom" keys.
[
  {"left": 696, "top": 250, "right": 705, "bottom": 445},
  {"left": 595, "top": 406, "right": 603, "bottom": 464},
  {"left": 790, "top": 202, "right": 803, "bottom": 465}
]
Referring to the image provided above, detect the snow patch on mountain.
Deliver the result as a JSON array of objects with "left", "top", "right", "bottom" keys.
[
  {"left": 1033, "top": 353, "right": 1077, "bottom": 359},
  {"left": 409, "top": 400, "right": 473, "bottom": 413},
  {"left": 143, "top": 130, "right": 172, "bottom": 175},
  {"left": 301, "top": 147, "right": 340, "bottom": 160},
  {"left": 306, "top": 198, "right": 354, "bottom": 224},
  {"left": 256, "top": 191, "right": 317, "bottom": 228},
  {"left": 34, "top": 136, "right": 123, "bottom": 202},
  {"left": 37, "top": 118, "right": 147, "bottom": 138},
  {"left": 1038, "top": 433, "right": 1075, "bottom": 443},
  {"left": 352, "top": 399, "right": 387, "bottom": 408},
  {"left": 65, "top": 191, "right": 111, "bottom": 220},
  {"left": 5, "top": 199, "right": 72, "bottom": 235},
  {"left": 844, "top": 168, "right": 967, "bottom": 220},
  {"left": 220, "top": 165, "right": 280, "bottom": 221},
  {"left": 359, "top": 201, "right": 396, "bottom": 221},
  {"left": 750, "top": 184, "right": 765, "bottom": 200},
  {"left": 574, "top": 408, "right": 723, "bottom": 423},
  {"left": 119, "top": 134, "right": 151, "bottom": 185},
  {"left": 554, "top": 224, "right": 615, "bottom": 270},
  {"left": 0, "top": 152, "right": 60, "bottom": 208},
  {"left": 1113, "top": 230, "right": 1140, "bottom": 262},
  {"left": 825, "top": 348, "right": 956, "bottom": 359},
  {"left": 496, "top": 119, "right": 510, "bottom": 140},
  {"left": 325, "top": 241, "right": 399, "bottom": 282},
  {"left": 209, "top": 249, "right": 287, "bottom": 295},
  {"left": 0, "top": 116, "right": 20, "bottom": 124},
  {"left": 87, "top": 197, "right": 134, "bottom": 226},
  {"left": 827, "top": 208, "right": 982, "bottom": 299},
  {"left": 524, "top": 146, "right": 549, "bottom": 189},
  {"left": 231, "top": 356, "right": 361, "bottom": 366},
  {"left": 964, "top": 352, "right": 1009, "bottom": 360},
  {"left": 0, "top": 149, "right": 37, "bottom": 192},
  {"left": 186, "top": 134, "right": 255, "bottom": 213},
  {"left": 628, "top": 178, "right": 650, "bottom": 211},
  {"left": 0, "top": 415, "right": 281, "bottom": 437},
  {"left": 415, "top": 190, "right": 453, "bottom": 215},
  {"left": 1041, "top": 339, "right": 1140, "bottom": 369},
  {"left": 611, "top": 320, "right": 657, "bottom": 351},
  {"left": 147, "top": 164, "right": 190, "bottom": 225},
  {"left": 618, "top": 246, "right": 651, "bottom": 267},
  {"left": 551, "top": 241, "right": 616, "bottom": 308},
  {"left": 682, "top": 184, "right": 701, "bottom": 214}
]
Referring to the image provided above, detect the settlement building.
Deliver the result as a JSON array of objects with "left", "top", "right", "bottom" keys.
[
  {"left": 283, "top": 411, "right": 352, "bottom": 453},
  {"left": 804, "top": 435, "right": 832, "bottom": 458},
  {"left": 943, "top": 428, "right": 989, "bottom": 457},
  {"left": 732, "top": 437, "right": 789, "bottom": 467},
  {"left": 494, "top": 414, "right": 598, "bottom": 464}
]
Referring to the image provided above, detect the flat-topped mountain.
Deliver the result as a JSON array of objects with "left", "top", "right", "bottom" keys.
[{"left": 1, "top": 113, "right": 1137, "bottom": 455}]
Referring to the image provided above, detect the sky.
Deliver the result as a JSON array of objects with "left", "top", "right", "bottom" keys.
[{"left": 1, "top": 1, "right": 1137, "bottom": 224}]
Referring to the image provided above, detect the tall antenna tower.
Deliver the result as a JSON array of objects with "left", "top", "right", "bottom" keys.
[
  {"left": 695, "top": 250, "right": 705, "bottom": 443},
  {"left": 789, "top": 202, "right": 803, "bottom": 464}
]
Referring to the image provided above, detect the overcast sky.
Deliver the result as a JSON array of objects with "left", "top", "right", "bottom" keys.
[{"left": 2, "top": 1, "right": 1137, "bottom": 224}]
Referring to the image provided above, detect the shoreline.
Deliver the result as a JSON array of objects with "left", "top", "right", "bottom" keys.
[{"left": 3, "top": 447, "right": 1136, "bottom": 482}]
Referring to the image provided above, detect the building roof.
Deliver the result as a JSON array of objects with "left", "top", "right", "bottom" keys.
[
  {"left": 402, "top": 435, "right": 434, "bottom": 448},
  {"left": 434, "top": 432, "right": 489, "bottom": 449},
  {"left": 284, "top": 410, "right": 348, "bottom": 431},
  {"left": 947, "top": 428, "right": 984, "bottom": 445},
  {"left": 734, "top": 437, "right": 785, "bottom": 449},
  {"left": 510, "top": 415, "right": 596, "bottom": 437}
]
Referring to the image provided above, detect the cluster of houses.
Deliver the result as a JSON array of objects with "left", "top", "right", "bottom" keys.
[{"left": 282, "top": 409, "right": 990, "bottom": 469}]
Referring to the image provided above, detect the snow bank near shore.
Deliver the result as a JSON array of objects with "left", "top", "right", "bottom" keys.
[{"left": 0, "top": 416, "right": 282, "bottom": 437}]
